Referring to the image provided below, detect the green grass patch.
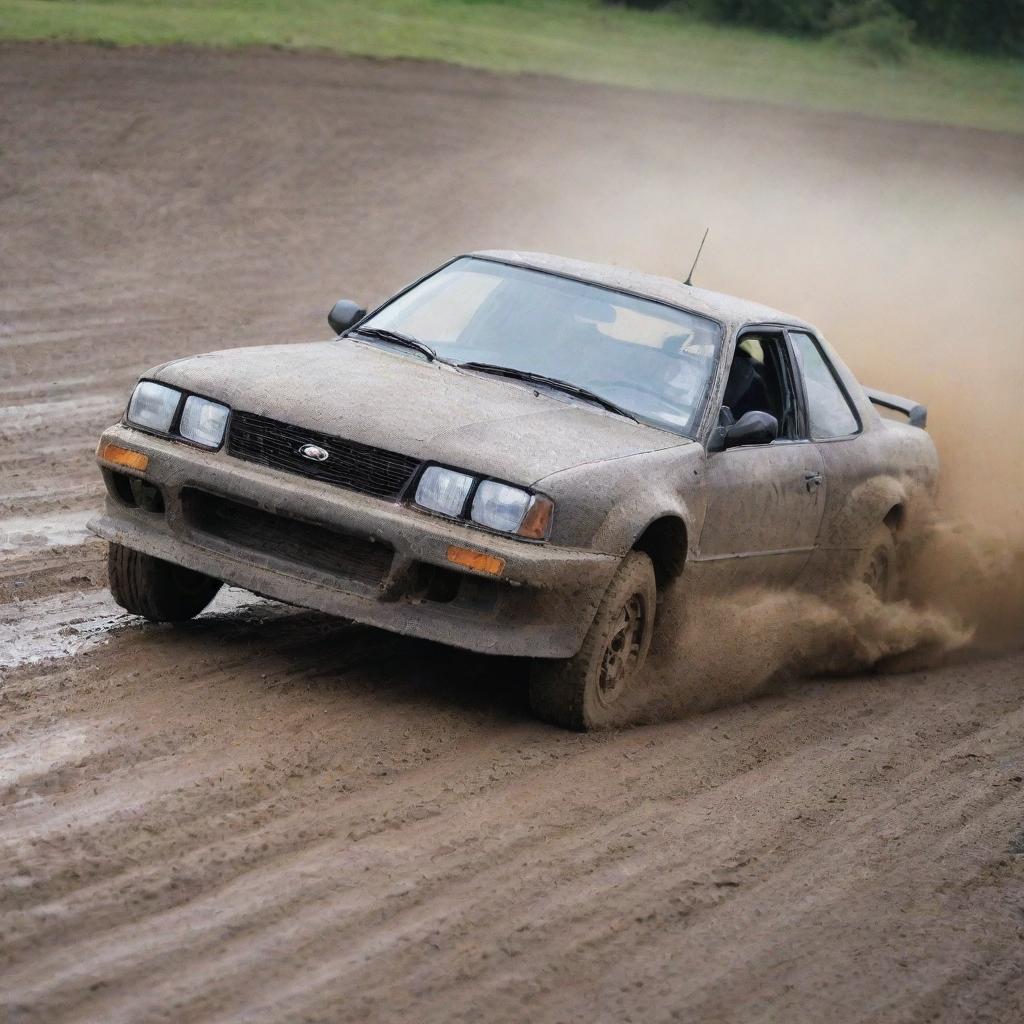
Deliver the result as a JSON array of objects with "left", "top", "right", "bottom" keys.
[{"left": 1, "top": 0, "right": 1021, "bottom": 132}]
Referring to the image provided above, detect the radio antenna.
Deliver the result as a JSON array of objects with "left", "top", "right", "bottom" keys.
[{"left": 684, "top": 228, "right": 709, "bottom": 287}]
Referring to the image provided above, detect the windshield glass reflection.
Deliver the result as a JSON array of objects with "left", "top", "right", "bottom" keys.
[{"left": 359, "top": 257, "right": 722, "bottom": 436}]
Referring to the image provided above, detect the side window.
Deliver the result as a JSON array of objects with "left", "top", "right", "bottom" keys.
[
  {"left": 722, "top": 333, "right": 800, "bottom": 439},
  {"left": 789, "top": 331, "right": 859, "bottom": 439}
]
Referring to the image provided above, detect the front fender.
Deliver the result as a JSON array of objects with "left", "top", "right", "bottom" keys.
[{"left": 535, "top": 443, "right": 704, "bottom": 558}]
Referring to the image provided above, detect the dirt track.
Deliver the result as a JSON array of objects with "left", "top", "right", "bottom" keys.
[{"left": 1, "top": 44, "right": 1023, "bottom": 1023}]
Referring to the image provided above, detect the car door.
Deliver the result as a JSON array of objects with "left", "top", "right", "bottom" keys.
[
  {"left": 786, "top": 328, "right": 866, "bottom": 585},
  {"left": 695, "top": 329, "right": 826, "bottom": 586}
]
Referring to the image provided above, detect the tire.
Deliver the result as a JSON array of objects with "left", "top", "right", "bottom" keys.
[
  {"left": 107, "top": 542, "right": 222, "bottom": 622},
  {"left": 855, "top": 525, "right": 898, "bottom": 602},
  {"left": 529, "top": 551, "right": 657, "bottom": 731}
]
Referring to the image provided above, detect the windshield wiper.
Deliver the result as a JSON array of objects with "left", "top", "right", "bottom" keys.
[
  {"left": 458, "top": 362, "right": 639, "bottom": 423},
  {"left": 353, "top": 327, "right": 438, "bottom": 362}
]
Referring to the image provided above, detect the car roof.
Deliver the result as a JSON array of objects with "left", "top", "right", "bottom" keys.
[{"left": 471, "top": 249, "right": 814, "bottom": 332}]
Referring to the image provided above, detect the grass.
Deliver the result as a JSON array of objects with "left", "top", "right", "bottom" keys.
[{"left": 1, "top": 0, "right": 1021, "bottom": 132}]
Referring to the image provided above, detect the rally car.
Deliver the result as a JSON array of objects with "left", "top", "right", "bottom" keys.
[{"left": 89, "top": 251, "right": 936, "bottom": 728}]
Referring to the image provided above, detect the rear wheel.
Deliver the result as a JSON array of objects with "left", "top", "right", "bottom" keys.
[
  {"left": 529, "top": 551, "right": 657, "bottom": 730},
  {"left": 108, "top": 542, "right": 222, "bottom": 622},
  {"left": 856, "top": 525, "right": 898, "bottom": 601}
]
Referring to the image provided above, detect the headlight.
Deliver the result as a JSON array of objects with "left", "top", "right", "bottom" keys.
[
  {"left": 471, "top": 481, "right": 554, "bottom": 539},
  {"left": 126, "top": 382, "right": 181, "bottom": 433},
  {"left": 415, "top": 466, "right": 475, "bottom": 517},
  {"left": 125, "top": 381, "right": 231, "bottom": 449},
  {"left": 179, "top": 395, "right": 230, "bottom": 448},
  {"left": 414, "top": 466, "right": 554, "bottom": 540},
  {"left": 471, "top": 481, "right": 532, "bottom": 533}
]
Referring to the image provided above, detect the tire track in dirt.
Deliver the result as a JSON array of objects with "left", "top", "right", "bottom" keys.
[{"left": 3, "top": 635, "right": 1020, "bottom": 1023}]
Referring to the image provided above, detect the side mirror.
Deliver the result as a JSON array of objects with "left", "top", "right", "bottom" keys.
[
  {"left": 328, "top": 299, "right": 367, "bottom": 334},
  {"left": 710, "top": 410, "right": 779, "bottom": 451}
]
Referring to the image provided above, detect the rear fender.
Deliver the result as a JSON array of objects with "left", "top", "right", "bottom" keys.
[{"left": 819, "top": 474, "right": 909, "bottom": 550}]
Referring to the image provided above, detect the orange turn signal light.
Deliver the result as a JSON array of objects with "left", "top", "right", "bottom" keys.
[
  {"left": 446, "top": 545, "right": 505, "bottom": 576},
  {"left": 518, "top": 496, "right": 554, "bottom": 540},
  {"left": 97, "top": 441, "right": 149, "bottom": 473}
]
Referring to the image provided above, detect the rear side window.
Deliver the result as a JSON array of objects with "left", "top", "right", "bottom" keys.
[{"left": 790, "top": 331, "right": 859, "bottom": 439}]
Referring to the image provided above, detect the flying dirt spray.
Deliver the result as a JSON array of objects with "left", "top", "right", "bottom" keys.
[
  {"left": 481, "top": 109, "right": 1024, "bottom": 722},
  {"left": 632, "top": 513, "right": 1023, "bottom": 724}
]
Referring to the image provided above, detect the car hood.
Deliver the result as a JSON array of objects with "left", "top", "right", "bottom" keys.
[{"left": 152, "top": 340, "right": 691, "bottom": 483}]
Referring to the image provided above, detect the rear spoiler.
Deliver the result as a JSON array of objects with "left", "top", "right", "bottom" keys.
[{"left": 865, "top": 388, "right": 927, "bottom": 429}]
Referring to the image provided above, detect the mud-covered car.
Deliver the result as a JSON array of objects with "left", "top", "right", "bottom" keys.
[{"left": 89, "top": 251, "right": 936, "bottom": 728}]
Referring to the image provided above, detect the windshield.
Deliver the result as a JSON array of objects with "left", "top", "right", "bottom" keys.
[{"left": 357, "top": 257, "right": 722, "bottom": 436}]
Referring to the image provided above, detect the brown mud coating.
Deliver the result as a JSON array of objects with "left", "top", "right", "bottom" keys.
[{"left": 2, "top": 43, "right": 1023, "bottom": 1024}]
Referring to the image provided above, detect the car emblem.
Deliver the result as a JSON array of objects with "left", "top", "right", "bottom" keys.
[{"left": 298, "top": 443, "right": 329, "bottom": 462}]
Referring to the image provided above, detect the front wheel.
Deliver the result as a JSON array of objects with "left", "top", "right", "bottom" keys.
[
  {"left": 108, "top": 542, "right": 222, "bottom": 622},
  {"left": 529, "top": 551, "right": 657, "bottom": 730}
]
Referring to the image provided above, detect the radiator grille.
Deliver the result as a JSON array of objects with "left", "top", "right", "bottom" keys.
[
  {"left": 228, "top": 411, "right": 421, "bottom": 501},
  {"left": 183, "top": 490, "right": 393, "bottom": 589}
]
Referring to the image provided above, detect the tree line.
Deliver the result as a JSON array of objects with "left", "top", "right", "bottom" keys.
[{"left": 610, "top": 0, "right": 1023, "bottom": 56}]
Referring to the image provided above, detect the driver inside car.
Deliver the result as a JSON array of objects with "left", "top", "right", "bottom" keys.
[{"left": 722, "top": 340, "right": 770, "bottom": 422}]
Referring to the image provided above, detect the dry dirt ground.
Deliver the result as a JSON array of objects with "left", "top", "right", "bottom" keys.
[{"left": 1, "top": 43, "right": 1022, "bottom": 1024}]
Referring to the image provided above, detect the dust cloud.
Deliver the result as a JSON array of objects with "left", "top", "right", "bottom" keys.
[
  {"left": 494, "top": 106, "right": 1024, "bottom": 529},
  {"left": 484, "top": 100, "right": 1024, "bottom": 719},
  {"left": 635, "top": 581, "right": 970, "bottom": 723},
  {"left": 634, "top": 512, "right": 1024, "bottom": 724}
]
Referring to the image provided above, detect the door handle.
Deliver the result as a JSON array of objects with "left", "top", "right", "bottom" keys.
[{"left": 804, "top": 472, "right": 823, "bottom": 492}]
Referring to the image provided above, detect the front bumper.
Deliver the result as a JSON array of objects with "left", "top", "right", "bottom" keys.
[{"left": 88, "top": 424, "right": 618, "bottom": 657}]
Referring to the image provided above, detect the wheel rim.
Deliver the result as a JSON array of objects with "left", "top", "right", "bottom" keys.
[
  {"left": 597, "top": 593, "right": 646, "bottom": 707},
  {"left": 863, "top": 547, "right": 890, "bottom": 600}
]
